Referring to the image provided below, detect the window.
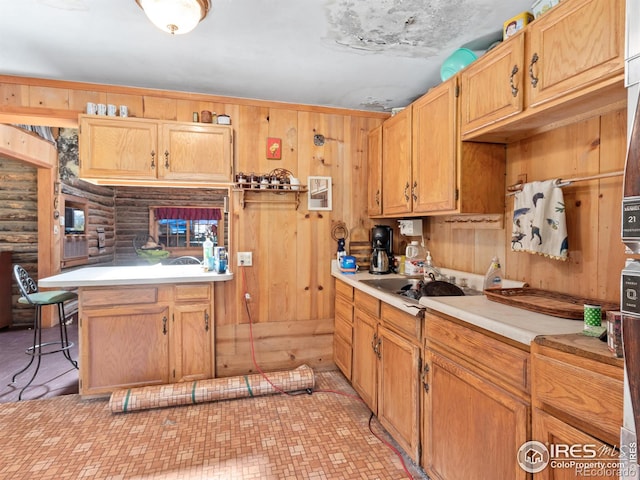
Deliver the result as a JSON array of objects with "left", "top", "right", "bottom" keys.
[{"left": 150, "top": 206, "right": 224, "bottom": 254}]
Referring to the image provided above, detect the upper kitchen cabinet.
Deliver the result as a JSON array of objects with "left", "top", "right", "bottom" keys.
[
  {"left": 460, "top": 0, "right": 625, "bottom": 142},
  {"left": 373, "top": 77, "right": 506, "bottom": 218},
  {"left": 159, "top": 122, "right": 232, "bottom": 182},
  {"left": 525, "top": 0, "right": 624, "bottom": 108},
  {"left": 381, "top": 106, "right": 413, "bottom": 215},
  {"left": 367, "top": 125, "right": 383, "bottom": 216},
  {"left": 79, "top": 115, "right": 233, "bottom": 184},
  {"left": 459, "top": 33, "right": 525, "bottom": 136},
  {"left": 412, "top": 79, "right": 458, "bottom": 213},
  {"left": 79, "top": 115, "right": 157, "bottom": 181}
]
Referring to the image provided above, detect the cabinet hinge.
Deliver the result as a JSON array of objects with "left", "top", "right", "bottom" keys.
[
  {"left": 455, "top": 188, "right": 459, "bottom": 201},
  {"left": 455, "top": 84, "right": 460, "bottom": 98},
  {"left": 173, "top": 369, "right": 176, "bottom": 379}
]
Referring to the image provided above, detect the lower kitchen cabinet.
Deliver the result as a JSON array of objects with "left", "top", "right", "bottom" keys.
[
  {"left": 351, "top": 292, "right": 379, "bottom": 413},
  {"left": 378, "top": 305, "right": 422, "bottom": 462},
  {"left": 79, "top": 283, "right": 214, "bottom": 396},
  {"left": 422, "top": 311, "right": 531, "bottom": 479},
  {"left": 81, "top": 303, "right": 171, "bottom": 395},
  {"left": 172, "top": 303, "right": 212, "bottom": 382},
  {"left": 333, "top": 280, "right": 354, "bottom": 379},
  {"left": 533, "top": 409, "right": 620, "bottom": 480},
  {"left": 531, "top": 337, "right": 624, "bottom": 480},
  {"left": 351, "top": 290, "right": 422, "bottom": 462}
]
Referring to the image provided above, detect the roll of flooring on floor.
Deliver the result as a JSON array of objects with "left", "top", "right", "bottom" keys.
[{"left": 109, "top": 364, "right": 315, "bottom": 413}]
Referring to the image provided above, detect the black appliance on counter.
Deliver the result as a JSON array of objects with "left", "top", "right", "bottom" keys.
[{"left": 369, "top": 225, "right": 393, "bottom": 274}]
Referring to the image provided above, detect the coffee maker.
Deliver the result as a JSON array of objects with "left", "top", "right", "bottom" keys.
[{"left": 369, "top": 225, "right": 393, "bottom": 274}]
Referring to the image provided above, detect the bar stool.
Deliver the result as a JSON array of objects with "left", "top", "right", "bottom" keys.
[{"left": 10, "top": 264, "right": 78, "bottom": 400}]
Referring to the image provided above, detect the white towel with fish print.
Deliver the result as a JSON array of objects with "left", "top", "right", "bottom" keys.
[{"left": 511, "top": 179, "right": 568, "bottom": 260}]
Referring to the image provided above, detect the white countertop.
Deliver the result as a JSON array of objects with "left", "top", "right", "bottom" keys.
[
  {"left": 330, "top": 261, "right": 584, "bottom": 346},
  {"left": 39, "top": 264, "right": 234, "bottom": 288}
]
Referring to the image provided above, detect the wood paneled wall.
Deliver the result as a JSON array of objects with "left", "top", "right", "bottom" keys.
[
  {"left": 0, "top": 75, "right": 385, "bottom": 373},
  {"left": 426, "top": 109, "right": 627, "bottom": 303}
]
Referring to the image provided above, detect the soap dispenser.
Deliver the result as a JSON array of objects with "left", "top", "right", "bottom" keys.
[{"left": 424, "top": 251, "right": 442, "bottom": 281}]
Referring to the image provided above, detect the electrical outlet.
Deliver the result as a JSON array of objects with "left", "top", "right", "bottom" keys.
[{"left": 237, "top": 252, "right": 252, "bottom": 266}]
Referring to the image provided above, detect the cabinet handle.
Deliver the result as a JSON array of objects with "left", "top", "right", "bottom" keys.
[
  {"left": 150, "top": 150, "right": 156, "bottom": 169},
  {"left": 162, "top": 316, "right": 167, "bottom": 335},
  {"left": 371, "top": 333, "right": 378, "bottom": 353},
  {"left": 412, "top": 181, "right": 418, "bottom": 202},
  {"left": 404, "top": 182, "right": 410, "bottom": 202},
  {"left": 376, "top": 189, "right": 380, "bottom": 206},
  {"left": 509, "top": 64, "right": 519, "bottom": 97},
  {"left": 529, "top": 53, "right": 539, "bottom": 88},
  {"left": 375, "top": 338, "right": 381, "bottom": 359},
  {"left": 164, "top": 150, "right": 170, "bottom": 168},
  {"left": 204, "top": 311, "right": 209, "bottom": 332},
  {"left": 421, "top": 362, "right": 430, "bottom": 393}
]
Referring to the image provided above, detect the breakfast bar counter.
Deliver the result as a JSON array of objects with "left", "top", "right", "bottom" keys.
[
  {"left": 39, "top": 265, "right": 232, "bottom": 397},
  {"left": 39, "top": 264, "right": 233, "bottom": 288}
]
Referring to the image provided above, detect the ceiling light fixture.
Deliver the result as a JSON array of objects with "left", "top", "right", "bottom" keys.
[{"left": 136, "top": 0, "right": 211, "bottom": 35}]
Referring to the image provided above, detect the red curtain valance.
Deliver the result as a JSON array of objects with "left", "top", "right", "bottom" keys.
[{"left": 154, "top": 207, "right": 221, "bottom": 221}]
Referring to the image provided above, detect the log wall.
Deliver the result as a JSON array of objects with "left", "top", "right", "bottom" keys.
[{"left": 0, "top": 156, "right": 38, "bottom": 326}]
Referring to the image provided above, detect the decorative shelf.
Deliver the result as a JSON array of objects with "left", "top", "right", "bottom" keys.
[{"left": 233, "top": 185, "right": 308, "bottom": 209}]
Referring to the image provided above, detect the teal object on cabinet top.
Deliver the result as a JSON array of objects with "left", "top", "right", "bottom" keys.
[{"left": 440, "top": 48, "right": 478, "bottom": 81}]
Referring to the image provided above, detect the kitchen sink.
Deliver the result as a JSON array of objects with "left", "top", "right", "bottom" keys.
[
  {"left": 360, "top": 277, "right": 482, "bottom": 303},
  {"left": 360, "top": 277, "right": 422, "bottom": 292}
]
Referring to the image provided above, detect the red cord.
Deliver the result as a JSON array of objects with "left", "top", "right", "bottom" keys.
[{"left": 240, "top": 267, "right": 415, "bottom": 480}]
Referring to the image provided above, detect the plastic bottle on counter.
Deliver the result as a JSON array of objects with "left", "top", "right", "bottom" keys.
[
  {"left": 423, "top": 251, "right": 442, "bottom": 281},
  {"left": 405, "top": 241, "right": 425, "bottom": 276},
  {"left": 483, "top": 256, "right": 503, "bottom": 290},
  {"left": 203, "top": 237, "right": 214, "bottom": 271}
]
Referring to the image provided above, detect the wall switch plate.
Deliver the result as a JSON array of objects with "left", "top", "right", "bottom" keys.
[{"left": 237, "top": 252, "right": 252, "bottom": 266}]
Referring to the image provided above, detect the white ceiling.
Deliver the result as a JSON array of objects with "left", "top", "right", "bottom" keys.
[{"left": 0, "top": 0, "right": 533, "bottom": 112}]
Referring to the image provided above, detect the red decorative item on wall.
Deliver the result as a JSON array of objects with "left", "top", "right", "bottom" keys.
[{"left": 267, "top": 137, "right": 282, "bottom": 159}]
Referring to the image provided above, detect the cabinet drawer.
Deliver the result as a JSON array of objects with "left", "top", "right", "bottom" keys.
[
  {"left": 532, "top": 347, "right": 623, "bottom": 444},
  {"left": 336, "top": 279, "right": 354, "bottom": 301},
  {"left": 82, "top": 287, "right": 158, "bottom": 307},
  {"left": 175, "top": 283, "right": 210, "bottom": 303},
  {"left": 381, "top": 303, "right": 420, "bottom": 342},
  {"left": 425, "top": 312, "right": 530, "bottom": 395},
  {"left": 355, "top": 289, "right": 380, "bottom": 318},
  {"left": 334, "top": 334, "right": 352, "bottom": 380},
  {"left": 335, "top": 315, "right": 352, "bottom": 344},
  {"left": 335, "top": 295, "right": 353, "bottom": 324}
]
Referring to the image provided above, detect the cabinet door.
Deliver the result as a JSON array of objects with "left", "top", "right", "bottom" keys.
[
  {"left": 525, "top": 0, "right": 624, "bottom": 109},
  {"left": 80, "top": 304, "right": 170, "bottom": 396},
  {"left": 172, "top": 303, "right": 213, "bottom": 382},
  {"left": 412, "top": 79, "right": 458, "bottom": 213},
  {"left": 533, "top": 408, "right": 619, "bottom": 480},
  {"left": 159, "top": 123, "right": 233, "bottom": 182},
  {"left": 422, "top": 349, "right": 529, "bottom": 480},
  {"left": 378, "top": 325, "right": 421, "bottom": 462},
  {"left": 79, "top": 116, "right": 158, "bottom": 180},
  {"left": 367, "top": 125, "right": 383, "bottom": 216},
  {"left": 352, "top": 308, "right": 378, "bottom": 413},
  {"left": 381, "top": 106, "right": 412, "bottom": 215},
  {"left": 460, "top": 33, "right": 525, "bottom": 137}
]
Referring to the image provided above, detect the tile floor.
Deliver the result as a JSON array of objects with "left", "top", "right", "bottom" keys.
[{"left": 0, "top": 368, "right": 429, "bottom": 479}]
